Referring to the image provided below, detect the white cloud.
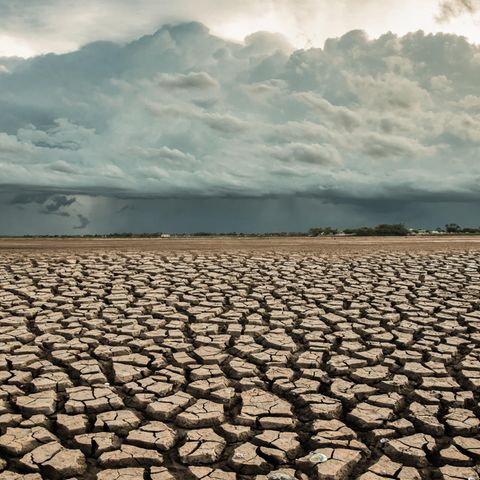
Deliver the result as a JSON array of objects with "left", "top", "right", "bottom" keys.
[
  {"left": 0, "top": 132, "right": 33, "bottom": 155},
  {"left": 358, "top": 132, "right": 437, "bottom": 158},
  {"left": 294, "top": 92, "right": 361, "bottom": 130},
  {"left": 2, "top": 0, "right": 480, "bottom": 59},
  {"left": 202, "top": 113, "right": 250, "bottom": 134},
  {"left": 268, "top": 142, "right": 342, "bottom": 165},
  {"left": 444, "top": 112, "right": 480, "bottom": 142},
  {"left": 129, "top": 146, "right": 197, "bottom": 168}
]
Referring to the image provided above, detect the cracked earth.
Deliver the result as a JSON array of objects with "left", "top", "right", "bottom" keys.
[{"left": 0, "top": 248, "right": 480, "bottom": 479}]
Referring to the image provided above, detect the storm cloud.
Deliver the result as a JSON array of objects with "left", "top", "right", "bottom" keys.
[
  {"left": 73, "top": 214, "right": 90, "bottom": 230},
  {"left": 9, "top": 192, "right": 76, "bottom": 216},
  {"left": 1, "top": 22, "right": 480, "bottom": 232}
]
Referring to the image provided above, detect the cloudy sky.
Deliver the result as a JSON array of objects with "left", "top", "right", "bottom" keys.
[{"left": 1, "top": 0, "right": 480, "bottom": 234}]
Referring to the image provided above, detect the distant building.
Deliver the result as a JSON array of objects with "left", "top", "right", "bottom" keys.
[{"left": 160, "top": 234, "right": 171, "bottom": 238}]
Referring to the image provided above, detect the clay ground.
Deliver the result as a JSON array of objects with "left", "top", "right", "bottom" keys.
[{"left": 0, "top": 237, "right": 479, "bottom": 480}]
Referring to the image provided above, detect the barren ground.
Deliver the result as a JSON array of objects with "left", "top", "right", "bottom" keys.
[
  {"left": 0, "top": 237, "right": 479, "bottom": 479},
  {"left": 2, "top": 235, "right": 480, "bottom": 254}
]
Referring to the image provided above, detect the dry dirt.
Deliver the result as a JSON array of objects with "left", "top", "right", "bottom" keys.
[
  {"left": 1, "top": 235, "right": 480, "bottom": 254},
  {"left": 0, "top": 237, "right": 479, "bottom": 479}
]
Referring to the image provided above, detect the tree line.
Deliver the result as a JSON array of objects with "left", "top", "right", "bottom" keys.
[
  {"left": 309, "top": 223, "right": 480, "bottom": 236},
  {"left": 5, "top": 223, "right": 480, "bottom": 238},
  {"left": 309, "top": 224, "right": 409, "bottom": 236}
]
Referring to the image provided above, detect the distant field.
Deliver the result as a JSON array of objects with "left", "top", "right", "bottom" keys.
[{"left": 1, "top": 235, "right": 480, "bottom": 253}]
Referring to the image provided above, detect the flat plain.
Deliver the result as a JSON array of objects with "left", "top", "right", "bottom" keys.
[
  {"left": 2, "top": 235, "right": 480, "bottom": 253},
  {"left": 0, "top": 237, "right": 480, "bottom": 480}
]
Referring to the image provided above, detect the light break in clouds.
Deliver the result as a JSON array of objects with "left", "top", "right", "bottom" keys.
[{"left": 1, "top": 0, "right": 480, "bottom": 57}]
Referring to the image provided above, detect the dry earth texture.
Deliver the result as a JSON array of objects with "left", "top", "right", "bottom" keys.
[{"left": 0, "top": 238, "right": 480, "bottom": 479}]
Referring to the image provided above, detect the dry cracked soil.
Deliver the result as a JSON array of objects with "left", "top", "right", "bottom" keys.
[{"left": 0, "top": 240, "right": 480, "bottom": 479}]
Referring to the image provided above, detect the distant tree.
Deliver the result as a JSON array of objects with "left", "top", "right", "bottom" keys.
[
  {"left": 462, "top": 227, "right": 480, "bottom": 234},
  {"left": 374, "top": 224, "right": 409, "bottom": 236},
  {"left": 445, "top": 223, "right": 461, "bottom": 233},
  {"left": 339, "top": 224, "right": 408, "bottom": 236}
]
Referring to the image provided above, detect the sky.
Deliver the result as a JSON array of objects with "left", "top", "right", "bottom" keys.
[{"left": 0, "top": 0, "right": 480, "bottom": 234}]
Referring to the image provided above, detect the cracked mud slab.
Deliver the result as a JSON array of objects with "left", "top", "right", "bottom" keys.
[{"left": 0, "top": 248, "right": 480, "bottom": 479}]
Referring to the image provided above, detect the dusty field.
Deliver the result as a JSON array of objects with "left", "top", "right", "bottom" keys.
[
  {"left": 1, "top": 235, "right": 480, "bottom": 254},
  {"left": 0, "top": 243, "right": 479, "bottom": 479}
]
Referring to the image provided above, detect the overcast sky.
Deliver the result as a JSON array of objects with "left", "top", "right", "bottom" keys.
[{"left": 1, "top": 0, "right": 479, "bottom": 234}]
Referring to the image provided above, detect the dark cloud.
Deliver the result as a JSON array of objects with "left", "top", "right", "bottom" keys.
[
  {"left": 117, "top": 204, "right": 133, "bottom": 213},
  {"left": 73, "top": 214, "right": 90, "bottom": 229},
  {"left": 9, "top": 192, "right": 75, "bottom": 214},
  {"left": 42, "top": 195, "right": 76, "bottom": 215},
  {"left": 9, "top": 192, "right": 51, "bottom": 205}
]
